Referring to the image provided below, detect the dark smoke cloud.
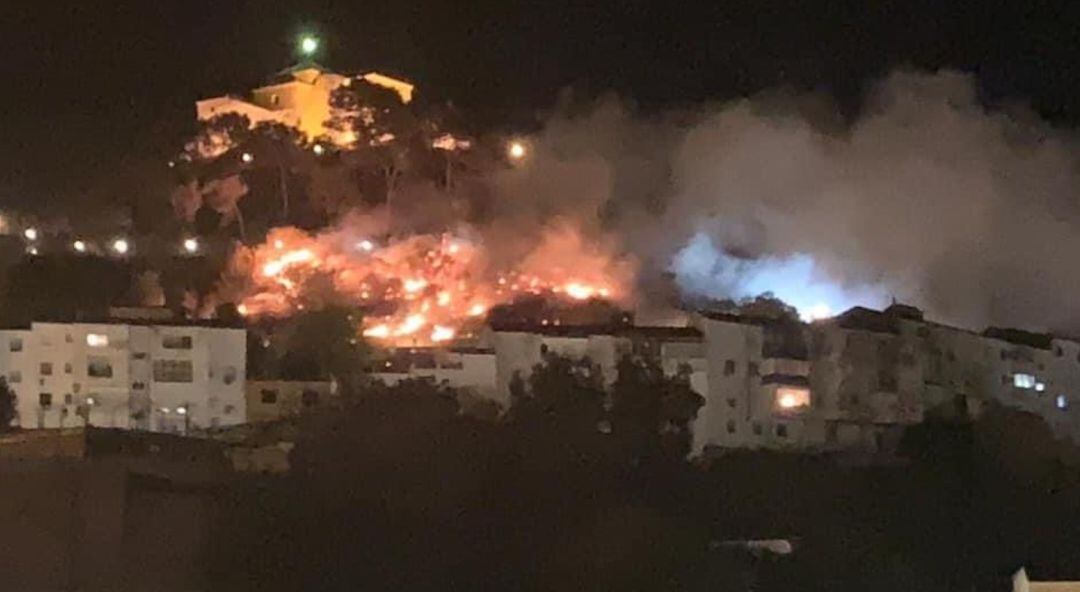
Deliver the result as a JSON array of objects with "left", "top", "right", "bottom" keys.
[{"left": 501, "top": 70, "right": 1080, "bottom": 332}]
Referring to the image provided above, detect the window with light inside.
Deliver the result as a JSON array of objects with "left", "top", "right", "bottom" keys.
[{"left": 775, "top": 387, "right": 811, "bottom": 412}]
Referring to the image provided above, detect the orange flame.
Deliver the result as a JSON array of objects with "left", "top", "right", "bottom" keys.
[{"left": 229, "top": 223, "right": 634, "bottom": 346}]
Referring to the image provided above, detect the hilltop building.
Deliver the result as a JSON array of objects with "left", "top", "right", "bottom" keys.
[{"left": 196, "top": 63, "right": 414, "bottom": 145}]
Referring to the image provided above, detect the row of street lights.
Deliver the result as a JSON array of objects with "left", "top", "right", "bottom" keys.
[{"left": 21, "top": 229, "right": 201, "bottom": 257}]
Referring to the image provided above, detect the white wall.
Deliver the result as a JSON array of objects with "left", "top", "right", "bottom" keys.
[{"left": 0, "top": 323, "right": 245, "bottom": 433}]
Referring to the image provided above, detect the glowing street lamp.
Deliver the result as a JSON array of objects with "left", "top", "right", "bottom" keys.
[
  {"left": 23, "top": 227, "right": 38, "bottom": 241},
  {"left": 312, "top": 144, "right": 325, "bottom": 156},
  {"left": 182, "top": 237, "right": 199, "bottom": 254},
  {"left": 299, "top": 35, "right": 320, "bottom": 57},
  {"left": 241, "top": 152, "right": 254, "bottom": 164},
  {"left": 73, "top": 240, "right": 87, "bottom": 253},
  {"left": 507, "top": 140, "right": 527, "bottom": 160},
  {"left": 111, "top": 238, "right": 130, "bottom": 255}
]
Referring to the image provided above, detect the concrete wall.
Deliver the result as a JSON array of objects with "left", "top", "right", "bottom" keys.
[
  {"left": 246, "top": 380, "right": 333, "bottom": 423},
  {"left": 0, "top": 323, "right": 246, "bottom": 434}
]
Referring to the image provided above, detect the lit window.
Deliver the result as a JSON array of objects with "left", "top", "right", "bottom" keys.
[
  {"left": 86, "top": 334, "right": 109, "bottom": 347},
  {"left": 775, "top": 387, "right": 811, "bottom": 412},
  {"left": 1057, "top": 395, "right": 1069, "bottom": 410},
  {"left": 1013, "top": 373, "right": 1037, "bottom": 389}
]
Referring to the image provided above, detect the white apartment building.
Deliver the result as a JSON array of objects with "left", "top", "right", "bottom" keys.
[
  {"left": 369, "top": 347, "right": 499, "bottom": 400},
  {"left": 690, "top": 303, "right": 1080, "bottom": 455},
  {"left": 0, "top": 322, "right": 246, "bottom": 433},
  {"left": 368, "top": 325, "right": 708, "bottom": 410}
]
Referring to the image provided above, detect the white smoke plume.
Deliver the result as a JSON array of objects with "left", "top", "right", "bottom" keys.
[{"left": 509, "top": 70, "right": 1080, "bottom": 332}]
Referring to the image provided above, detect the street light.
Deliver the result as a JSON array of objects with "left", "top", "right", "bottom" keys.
[
  {"left": 312, "top": 144, "right": 325, "bottom": 156},
  {"left": 241, "top": 152, "right": 254, "bottom": 164},
  {"left": 73, "top": 240, "right": 87, "bottom": 253},
  {"left": 183, "top": 237, "right": 199, "bottom": 254},
  {"left": 299, "top": 35, "right": 320, "bottom": 56},
  {"left": 23, "top": 227, "right": 38, "bottom": 241},
  {"left": 507, "top": 140, "right": 527, "bottom": 161},
  {"left": 112, "top": 238, "right": 130, "bottom": 255}
]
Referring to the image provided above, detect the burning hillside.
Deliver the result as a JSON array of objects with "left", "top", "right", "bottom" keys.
[{"left": 224, "top": 221, "right": 636, "bottom": 346}]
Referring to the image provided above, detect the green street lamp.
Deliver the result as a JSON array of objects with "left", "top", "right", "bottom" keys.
[{"left": 299, "top": 35, "right": 319, "bottom": 57}]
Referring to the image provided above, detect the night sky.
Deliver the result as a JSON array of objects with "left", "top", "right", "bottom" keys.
[{"left": 2, "top": 0, "right": 1079, "bottom": 207}]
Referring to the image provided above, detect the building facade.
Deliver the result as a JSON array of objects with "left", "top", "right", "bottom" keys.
[
  {"left": 245, "top": 379, "right": 334, "bottom": 423},
  {"left": 197, "top": 64, "right": 414, "bottom": 146},
  {"left": 690, "top": 304, "right": 1080, "bottom": 455},
  {"left": 0, "top": 322, "right": 246, "bottom": 434}
]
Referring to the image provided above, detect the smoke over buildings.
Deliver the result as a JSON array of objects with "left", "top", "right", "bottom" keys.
[{"left": 500, "top": 69, "right": 1080, "bottom": 332}]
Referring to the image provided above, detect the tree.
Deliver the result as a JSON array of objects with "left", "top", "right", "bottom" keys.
[
  {"left": 0, "top": 377, "right": 15, "bottom": 432},
  {"left": 277, "top": 306, "right": 367, "bottom": 391},
  {"left": 328, "top": 81, "right": 442, "bottom": 219}
]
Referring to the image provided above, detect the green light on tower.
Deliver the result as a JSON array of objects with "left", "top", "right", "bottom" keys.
[{"left": 299, "top": 35, "right": 319, "bottom": 56}]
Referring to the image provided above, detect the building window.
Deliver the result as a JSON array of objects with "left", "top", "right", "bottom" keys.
[
  {"left": 726, "top": 420, "right": 736, "bottom": 434},
  {"left": 153, "top": 360, "right": 193, "bottom": 383},
  {"left": 132, "top": 381, "right": 146, "bottom": 390},
  {"left": 9, "top": 371, "right": 22, "bottom": 384},
  {"left": 162, "top": 335, "right": 193, "bottom": 350},
  {"left": 301, "top": 389, "right": 319, "bottom": 407},
  {"left": 132, "top": 352, "right": 147, "bottom": 360},
  {"left": 1013, "top": 373, "right": 1037, "bottom": 389},
  {"left": 752, "top": 422, "right": 762, "bottom": 436},
  {"left": 776, "top": 424, "right": 788, "bottom": 438},
  {"left": 724, "top": 360, "right": 736, "bottom": 376},
  {"left": 826, "top": 422, "right": 838, "bottom": 444},
  {"left": 87, "top": 357, "right": 113, "bottom": 378},
  {"left": 1055, "top": 345, "right": 1064, "bottom": 357},
  {"left": 72, "top": 383, "right": 81, "bottom": 394},
  {"left": 439, "top": 358, "right": 464, "bottom": 370},
  {"left": 65, "top": 333, "right": 73, "bottom": 343},
  {"left": 270, "top": 94, "right": 280, "bottom": 106},
  {"left": 726, "top": 398, "right": 736, "bottom": 409},
  {"left": 223, "top": 366, "right": 237, "bottom": 385},
  {"left": 748, "top": 362, "right": 759, "bottom": 377},
  {"left": 260, "top": 389, "right": 278, "bottom": 404},
  {"left": 39, "top": 393, "right": 52, "bottom": 408},
  {"left": 1057, "top": 395, "right": 1069, "bottom": 410},
  {"left": 64, "top": 363, "right": 72, "bottom": 374},
  {"left": 64, "top": 394, "right": 73, "bottom": 405},
  {"left": 40, "top": 362, "right": 52, "bottom": 376},
  {"left": 86, "top": 334, "right": 109, "bottom": 347},
  {"left": 9, "top": 337, "right": 22, "bottom": 352},
  {"left": 775, "top": 387, "right": 811, "bottom": 412}
]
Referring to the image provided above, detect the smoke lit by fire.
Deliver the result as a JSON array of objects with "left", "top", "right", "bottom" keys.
[{"left": 227, "top": 221, "right": 634, "bottom": 345}]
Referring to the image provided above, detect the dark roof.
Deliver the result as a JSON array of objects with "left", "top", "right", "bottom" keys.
[
  {"left": 761, "top": 374, "right": 811, "bottom": 387},
  {"left": 835, "top": 307, "right": 900, "bottom": 335},
  {"left": 490, "top": 323, "right": 701, "bottom": 340},
  {"left": 983, "top": 327, "right": 1054, "bottom": 350}
]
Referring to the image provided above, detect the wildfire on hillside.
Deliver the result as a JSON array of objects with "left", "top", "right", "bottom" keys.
[{"left": 226, "top": 223, "right": 635, "bottom": 346}]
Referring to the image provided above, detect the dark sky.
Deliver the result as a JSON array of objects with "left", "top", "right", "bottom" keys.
[{"left": 2, "top": 0, "right": 1079, "bottom": 207}]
